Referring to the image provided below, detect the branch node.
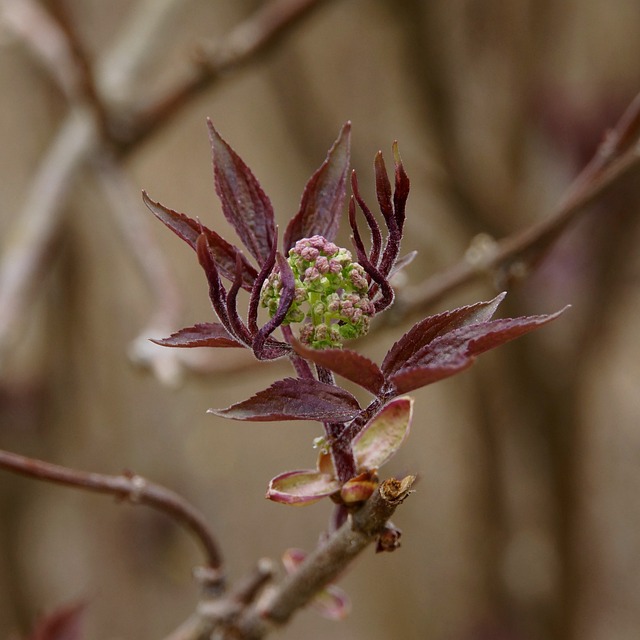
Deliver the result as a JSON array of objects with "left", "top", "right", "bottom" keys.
[
  {"left": 378, "top": 475, "right": 416, "bottom": 505},
  {"left": 127, "top": 474, "right": 147, "bottom": 503}
]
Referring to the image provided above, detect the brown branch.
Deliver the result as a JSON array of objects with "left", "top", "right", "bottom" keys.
[
  {"left": 117, "top": 0, "right": 333, "bottom": 151},
  {"left": 158, "top": 478, "right": 414, "bottom": 639},
  {"left": 0, "top": 0, "right": 185, "bottom": 375},
  {"left": 0, "top": 0, "right": 335, "bottom": 379},
  {"left": 2, "top": 0, "right": 87, "bottom": 105},
  {"left": 0, "top": 111, "right": 96, "bottom": 373},
  {"left": 91, "top": 154, "right": 192, "bottom": 385},
  {"left": 234, "top": 476, "right": 415, "bottom": 639},
  {"left": 397, "top": 90, "right": 640, "bottom": 317},
  {"left": 0, "top": 448, "right": 224, "bottom": 573}
]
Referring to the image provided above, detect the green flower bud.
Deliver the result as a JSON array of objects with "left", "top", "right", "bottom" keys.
[{"left": 260, "top": 235, "right": 375, "bottom": 348}]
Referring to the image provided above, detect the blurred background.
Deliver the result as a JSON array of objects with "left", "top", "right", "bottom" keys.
[{"left": 1, "top": 1, "right": 639, "bottom": 638}]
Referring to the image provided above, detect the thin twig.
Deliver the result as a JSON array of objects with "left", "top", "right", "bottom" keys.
[
  {"left": 234, "top": 476, "right": 415, "bottom": 639},
  {"left": 117, "top": 0, "right": 333, "bottom": 151},
  {"left": 0, "top": 448, "right": 224, "bottom": 572},
  {"left": 0, "top": 110, "right": 96, "bottom": 373},
  {"left": 91, "top": 154, "right": 192, "bottom": 385},
  {"left": 0, "top": 0, "right": 187, "bottom": 375},
  {"left": 161, "top": 613, "right": 213, "bottom": 640},
  {"left": 396, "top": 90, "right": 640, "bottom": 317},
  {"left": 0, "top": 0, "right": 334, "bottom": 379},
  {"left": 1, "top": 0, "right": 87, "bottom": 105}
]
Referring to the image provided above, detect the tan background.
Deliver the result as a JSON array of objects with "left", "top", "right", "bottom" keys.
[{"left": 1, "top": 1, "right": 640, "bottom": 638}]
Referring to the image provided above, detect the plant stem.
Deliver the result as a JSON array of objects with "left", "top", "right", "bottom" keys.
[
  {"left": 234, "top": 476, "right": 415, "bottom": 638},
  {"left": 0, "top": 448, "right": 224, "bottom": 574}
]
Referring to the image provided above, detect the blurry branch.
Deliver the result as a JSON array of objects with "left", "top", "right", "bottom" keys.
[
  {"left": 161, "top": 476, "right": 414, "bottom": 640},
  {"left": 396, "top": 90, "right": 640, "bottom": 318},
  {"left": 92, "top": 154, "right": 186, "bottom": 385},
  {"left": 2, "top": 0, "right": 93, "bottom": 107},
  {"left": 235, "top": 477, "right": 414, "bottom": 639},
  {"left": 0, "top": 111, "right": 96, "bottom": 371},
  {"left": 0, "top": 441, "right": 414, "bottom": 640},
  {"left": 0, "top": 448, "right": 224, "bottom": 573},
  {"left": 117, "top": 0, "right": 334, "bottom": 151},
  {"left": 163, "top": 559, "right": 278, "bottom": 640},
  {"left": 0, "top": 0, "right": 332, "bottom": 378}
]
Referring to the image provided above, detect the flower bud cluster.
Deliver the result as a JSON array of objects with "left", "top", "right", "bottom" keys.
[{"left": 261, "top": 235, "right": 374, "bottom": 348}]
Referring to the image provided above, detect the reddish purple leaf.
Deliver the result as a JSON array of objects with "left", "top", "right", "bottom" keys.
[
  {"left": 200, "top": 227, "right": 257, "bottom": 290},
  {"left": 374, "top": 150, "right": 393, "bottom": 225},
  {"left": 392, "top": 141, "right": 410, "bottom": 230},
  {"left": 144, "top": 192, "right": 257, "bottom": 289},
  {"left": 352, "top": 397, "right": 413, "bottom": 470},
  {"left": 26, "top": 602, "right": 85, "bottom": 640},
  {"left": 390, "top": 308, "right": 567, "bottom": 394},
  {"left": 290, "top": 338, "right": 384, "bottom": 395},
  {"left": 151, "top": 323, "right": 243, "bottom": 348},
  {"left": 284, "top": 122, "right": 351, "bottom": 251},
  {"left": 208, "top": 121, "right": 275, "bottom": 264},
  {"left": 143, "top": 190, "right": 202, "bottom": 248},
  {"left": 381, "top": 293, "right": 506, "bottom": 375},
  {"left": 389, "top": 355, "right": 474, "bottom": 394},
  {"left": 208, "top": 378, "right": 361, "bottom": 422}
]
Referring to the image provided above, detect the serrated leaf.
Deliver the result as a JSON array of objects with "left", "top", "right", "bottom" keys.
[
  {"left": 144, "top": 192, "right": 257, "bottom": 289},
  {"left": 381, "top": 293, "right": 506, "bottom": 375},
  {"left": 151, "top": 323, "right": 243, "bottom": 348},
  {"left": 352, "top": 397, "right": 413, "bottom": 470},
  {"left": 209, "top": 378, "right": 361, "bottom": 422},
  {"left": 390, "top": 308, "right": 568, "bottom": 394},
  {"left": 267, "top": 470, "right": 340, "bottom": 505},
  {"left": 408, "top": 309, "right": 567, "bottom": 368},
  {"left": 208, "top": 121, "right": 275, "bottom": 264},
  {"left": 284, "top": 122, "right": 351, "bottom": 251},
  {"left": 389, "top": 356, "right": 473, "bottom": 394},
  {"left": 290, "top": 338, "right": 384, "bottom": 395},
  {"left": 143, "top": 191, "right": 202, "bottom": 248},
  {"left": 201, "top": 228, "right": 257, "bottom": 290}
]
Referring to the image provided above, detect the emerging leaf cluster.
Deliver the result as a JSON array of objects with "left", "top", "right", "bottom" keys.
[{"left": 144, "top": 121, "right": 565, "bottom": 506}]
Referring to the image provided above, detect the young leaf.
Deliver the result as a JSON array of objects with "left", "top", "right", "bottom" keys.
[
  {"left": 290, "top": 338, "right": 385, "bottom": 395},
  {"left": 392, "top": 141, "right": 410, "bottom": 231},
  {"left": 143, "top": 192, "right": 257, "bottom": 289},
  {"left": 340, "top": 471, "right": 378, "bottom": 504},
  {"left": 267, "top": 470, "right": 341, "bottom": 505},
  {"left": 142, "top": 191, "right": 203, "bottom": 249},
  {"left": 352, "top": 397, "right": 413, "bottom": 470},
  {"left": 381, "top": 293, "right": 506, "bottom": 375},
  {"left": 201, "top": 228, "right": 257, "bottom": 290},
  {"left": 388, "top": 355, "right": 473, "bottom": 394},
  {"left": 390, "top": 308, "right": 568, "bottom": 394},
  {"left": 284, "top": 122, "right": 351, "bottom": 251},
  {"left": 208, "top": 120, "right": 275, "bottom": 264},
  {"left": 151, "top": 323, "right": 244, "bottom": 348},
  {"left": 209, "top": 378, "right": 361, "bottom": 422}
]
